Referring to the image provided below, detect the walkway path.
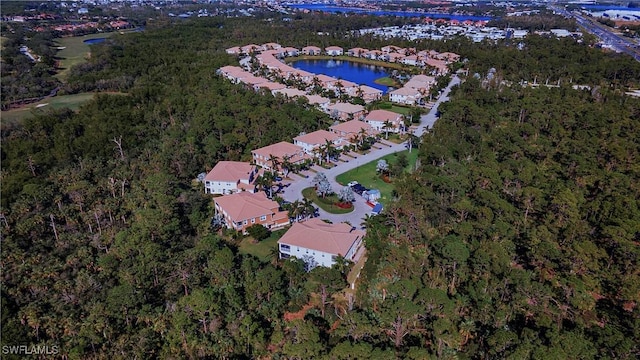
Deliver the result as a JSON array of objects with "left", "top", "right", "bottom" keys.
[{"left": 281, "top": 74, "right": 460, "bottom": 225}]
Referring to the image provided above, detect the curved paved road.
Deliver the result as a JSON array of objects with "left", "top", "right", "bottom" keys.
[{"left": 281, "top": 75, "right": 460, "bottom": 225}]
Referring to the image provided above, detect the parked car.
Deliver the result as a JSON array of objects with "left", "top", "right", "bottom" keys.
[
  {"left": 347, "top": 181, "right": 359, "bottom": 187},
  {"left": 274, "top": 176, "right": 283, "bottom": 181}
]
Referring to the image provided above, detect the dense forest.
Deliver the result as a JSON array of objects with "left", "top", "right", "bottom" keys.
[{"left": 2, "top": 14, "right": 639, "bottom": 358}]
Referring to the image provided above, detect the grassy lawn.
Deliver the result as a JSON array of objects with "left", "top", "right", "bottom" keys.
[
  {"left": 335, "top": 150, "right": 419, "bottom": 205},
  {"left": 1, "top": 92, "right": 126, "bottom": 125},
  {"left": 374, "top": 76, "right": 399, "bottom": 87},
  {"left": 302, "top": 187, "right": 354, "bottom": 214},
  {"left": 54, "top": 33, "right": 117, "bottom": 80},
  {"left": 238, "top": 229, "right": 287, "bottom": 261}
]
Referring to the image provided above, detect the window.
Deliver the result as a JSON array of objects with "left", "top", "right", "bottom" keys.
[
  {"left": 280, "top": 244, "right": 290, "bottom": 252},
  {"left": 243, "top": 220, "right": 248, "bottom": 225},
  {"left": 260, "top": 215, "right": 267, "bottom": 221},
  {"left": 251, "top": 218, "right": 256, "bottom": 224}
]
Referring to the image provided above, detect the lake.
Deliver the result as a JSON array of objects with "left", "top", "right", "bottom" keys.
[
  {"left": 286, "top": 4, "right": 494, "bottom": 21},
  {"left": 290, "top": 59, "right": 392, "bottom": 94},
  {"left": 83, "top": 38, "right": 106, "bottom": 45}
]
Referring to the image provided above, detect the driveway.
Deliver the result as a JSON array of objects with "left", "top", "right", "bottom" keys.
[{"left": 281, "top": 75, "right": 460, "bottom": 225}]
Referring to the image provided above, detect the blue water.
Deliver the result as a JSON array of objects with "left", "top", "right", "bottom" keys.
[
  {"left": 290, "top": 59, "right": 391, "bottom": 94},
  {"left": 286, "top": 4, "right": 494, "bottom": 21},
  {"left": 83, "top": 38, "right": 106, "bottom": 44},
  {"left": 580, "top": 5, "right": 638, "bottom": 11}
]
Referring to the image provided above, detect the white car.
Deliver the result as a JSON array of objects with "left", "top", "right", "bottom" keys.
[{"left": 347, "top": 181, "right": 359, "bottom": 187}]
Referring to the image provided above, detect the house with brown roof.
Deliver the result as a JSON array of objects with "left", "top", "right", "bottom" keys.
[
  {"left": 277, "top": 218, "right": 366, "bottom": 269},
  {"left": 347, "top": 85, "right": 383, "bottom": 103},
  {"left": 364, "top": 109, "right": 404, "bottom": 133},
  {"left": 389, "top": 86, "right": 423, "bottom": 106},
  {"left": 302, "top": 46, "right": 322, "bottom": 55},
  {"left": 329, "top": 120, "right": 377, "bottom": 141},
  {"left": 204, "top": 161, "right": 261, "bottom": 195},
  {"left": 325, "top": 46, "right": 344, "bottom": 56},
  {"left": 326, "top": 102, "right": 366, "bottom": 121},
  {"left": 347, "top": 47, "right": 368, "bottom": 57},
  {"left": 293, "top": 130, "right": 345, "bottom": 155},
  {"left": 214, "top": 192, "right": 289, "bottom": 234},
  {"left": 251, "top": 141, "right": 310, "bottom": 172}
]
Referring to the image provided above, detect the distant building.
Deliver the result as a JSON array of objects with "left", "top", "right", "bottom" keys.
[
  {"left": 364, "top": 109, "right": 404, "bottom": 132},
  {"left": 326, "top": 102, "right": 366, "bottom": 121},
  {"left": 293, "top": 130, "right": 345, "bottom": 155},
  {"left": 325, "top": 46, "right": 344, "bottom": 56}
]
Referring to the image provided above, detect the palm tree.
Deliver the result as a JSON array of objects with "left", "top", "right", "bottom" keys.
[
  {"left": 302, "top": 198, "right": 316, "bottom": 219},
  {"left": 256, "top": 171, "right": 275, "bottom": 198},
  {"left": 280, "top": 155, "right": 292, "bottom": 178},
  {"left": 268, "top": 154, "right": 280, "bottom": 173},
  {"left": 323, "top": 139, "right": 337, "bottom": 164},
  {"left": 383, "top": 120, "right": 394, "bottom": 140},
  {"left": 288, "top": 200, "right": 303, "bottom": 222}
]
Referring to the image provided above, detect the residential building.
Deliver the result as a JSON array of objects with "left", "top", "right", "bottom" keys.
[
  {"left": 204, "top": 161, "right": 260, "bottom": 195},
  {"left": 293, "top": 130, "right": 345, "bottom": 155},
  {"left": 388, "top": 86, "right": 423, "bottom": 106},
  {"left": 214, "top": 192, "right": 289, "bottom": 233},
  {"left": 277, "top": 218, "right": 366, "bottom": 269},
  {"left": 329, "top": 120, "right": 377, "bottom": 141},
  {"left": 364, "top": 109, "right": 404, "bottom": 132},
  {"left": 325, "top": 46, "right": 344, "bottom": 56},
  {"left": 251, "top": 141, "right": 309, "bottom": 171},
  {"left": 302, "top": 46, "right": 322, "bottom": 55},
  {"left": 326, "top": 102, "right": 366, "bottom": 121}
]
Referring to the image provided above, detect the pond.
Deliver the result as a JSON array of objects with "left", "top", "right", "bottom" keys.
[
  {"left": 290, "top": 59, "right": 392, "bottom": 94},
  {"left": 83, "top": 38, "right": 106, "bottom": 45}
]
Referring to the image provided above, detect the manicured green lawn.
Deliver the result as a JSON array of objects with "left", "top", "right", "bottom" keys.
[
  {"left": 1, "top": 92, "right": 126, "bottom": 124},
  {"left": 374, "top": 76, "right": 398, "bottom": 87},
  {"left": 55, "top": 33, "right": 118, "bottom": 80},
  {"left": 238, "top": 229, "right": 287, "bottom": 261},
  {"left": 302, "top": 187, "right": 354, "bottom": 214},
  {"left": 335, "top": 150, "right": 419, "bottom": 205}
]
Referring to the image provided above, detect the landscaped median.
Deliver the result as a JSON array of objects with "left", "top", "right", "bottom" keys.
[
  {"left": 302, "top": 187, "right": 354, "bottom": 214},
  {"left": 335, "top": 150, "right": 418, "bottom": 205}
]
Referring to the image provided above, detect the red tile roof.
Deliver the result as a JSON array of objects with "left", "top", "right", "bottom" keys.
[
  {"left": 278, "top": 218, "right": 365, "bottom": 256},
  {"left": 205, "top": 161, "right": 256, "bottom": 182}
]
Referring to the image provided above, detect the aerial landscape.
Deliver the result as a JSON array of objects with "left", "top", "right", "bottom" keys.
[{"left": 1, "top": 0, "right": 639, "bottom": 358}]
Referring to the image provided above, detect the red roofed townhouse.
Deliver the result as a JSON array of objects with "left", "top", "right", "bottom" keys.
[
  {"left": 217, "top": 66, "right": 249, "bottom": 83},
  {"left": 256, "top": 81, "right": 287, "bottom": 93},
  {"left": 293, "top": 130, "right": 345, "bottom": 155},
  {"left": 405, "top": 74, "right": 436, "bottom": 92},
  {"left": 225, "top": 46, "right": 241, "bottom": 55},
  {"left": 329, "top": 120, "right": 378, "bottom": 142},
  {"left": 251, "top": 141, "right": 309, "bottom": 172},
  {"left": 326, "top": 102, "right": 366, "bottom": 121},
  {"left": 348, "top": 85, "right": 383, "bottom": 103},
  {"left": 347, "top": 47, "right": 368, "bottom": 57},
  {"left": 261, "top": 42, "right": 282, "bottom": 51},
  {"left": 240, "top": 44, "right": 261, "bottom": 55},
  {"left": 389, "top": 86, "right": 423, "bottom": 106},
  {"left": 214, "top": 192, "right": 289, "bottom": 234},
  {"left": 204, "top": 161, "right": 261, "bottom": 195},
  {"left": 364, "top": 109, "right": 404, "bottom": 133},
  {"left": 277, "top": 218, "right": 366, "bottom": 269},
  {"left": 425, "top": 58, "right": 450, "bottom": 75},
  {"left": 302, "top": 46, "right": 322, "bottom": 55},
  {"left": 325, "top": 46, "right": 343, "bottom": 56},
  {"left": 304, "top": 94, "right": 331, "bottom": 110},
  {"left": 387, "top": 53, "right": 405, "bottom": 63},
  {"left": 381, "top": 45, "right": 402, "bottom": 54}
]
